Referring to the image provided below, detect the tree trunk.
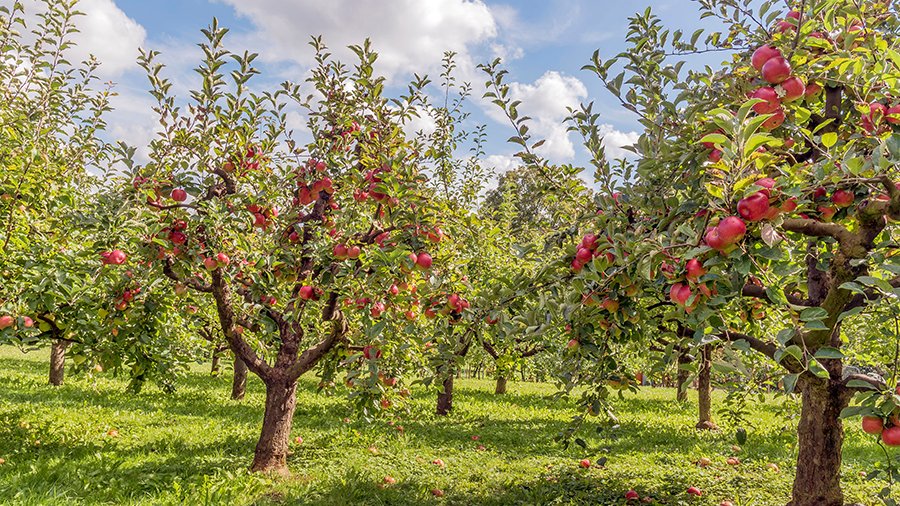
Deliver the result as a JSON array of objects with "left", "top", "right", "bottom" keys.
[
  {"left": 676, "top": 352, "right": 690, "bottom": 402},
  {"left": 249, "top": 379, "right": 298, "bottom": 475},
  {"left": 788, "top": 377, "right": 852, "bottom": 506},
  {"left": 211, "top": 348, "right": 221, "bottom": 376},
  {"left": 49, "top": 340, "right": 68, "bottom": 386},
  {"left": 436, "top": 375, "right": 454, "bottom": 415},
  {"left": 232, "top": 355, "right": 248, "bottom": 400},
  {"left": 695, "top": 345, "right": 717, "bottom": 430},
  {"left": 495, "top": 375, "right": 508, "bottom": 394}
]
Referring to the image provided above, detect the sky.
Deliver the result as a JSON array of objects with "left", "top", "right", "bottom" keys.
[{"left": 35, "top": 0, "right": 736, "bottom": 184}]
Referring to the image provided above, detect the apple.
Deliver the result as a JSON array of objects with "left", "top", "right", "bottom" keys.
[
  {"left": 881, "top": 426, "right": 900, "bottom": 446},
  {"left": 670, "top": 283, "right": 692, "bottom": 307},
  {"left": 686, "top": 486, "right": 702, "bottom": 496},
  {"left": 601, "top": 298, "right": 619, "bottom": 312},
  {"left": 415, "top": 252, "right": 433, "bottom": 270},
  {"left": 298, "top": 285, "right": 318, "bottom": 300},
  {"left": 22, "top": 317, "right": 33, "bottom": 328},
  {"left": 107, "top": 429, "right": 119, "bottom": 437},
  {"left": 216, "top": 253, "right": 230, "bottom": 266},
  {"left": 721, "top": 502, "right": 734, "bottom": 506},
  {"left": 567, "top": 339, "right": 580, "bottom": 349},
  {"left": 727, "top": 457, "right": 740, "bottom": 466},
  {"left": 380, "top": 398, "right": 391, "bottom": 409},
  {"left": 170, "top": 188, "right": 187, "bottom": 202},
  {"left": 751, "top": 45, "right": 782, "bottom": 71},
  {"left": 100, "top": 250, "right": 127, "bottom": 265},
  {"left": 818, "top": 206, "right": 836, "bottom": 222},
  {"left": 575, "top": 247, "right": 593, "bottom": 264},
  {"left": 203, "top": 257, "right": 218, "bottom": 271},
  {"left": 579, "top": 458, "right": 591, "bottom": 468},
  {"left": 625, "top": 489, "right": 640, "bottom": 500},
  {"left": 750, "top": 87, "right": 781, "bottom": 114},
  {"left": 432, "top": 458, "right": 445, "bottom": 467},
  {"left": 0, "top": 315, "right": 13, "bottom": 330},
  {"left": 169, "top": 231, "right": 187, "bottom": 245},
  {"left": 805, "top": 82, "right": 822, "bottom": 99},
  {"left": 761, "top": 108, "right": 786, "bottom": 130},
  {"left": 755, "top": 177, "right": 776, "bottom": 195},
  {"left": 708, "top": 149, "right": 722, "bottom": 162},
  {"left": 333, "top": 244, "right": 348, "bottom": 259},
  {"left": 704, "top": 227, "right": 726, "bottom": 251},
  {"left": 370, "top": 302, "right": 385, "bottom": 318},
  {"left": 718, "top": 216, "right": 747, "bottom": 245},
  {"left": 761, "top": 57, "right": 792, "bottom": 84},
  {"left": 831, "top": 189, "right": 854, "bottom": 208},
  {"left": 347, "top": 245, "right": 361, "bottom": 259},
  {"left": 363, "top": 345, "right": 382, "bottom": 360},
  {"left": 382, "top": 476, "right": 396, "bottom": 486},
  {"left": 887, "top": 104, "right": 900, "bottom": 125},
  {"left": 698, "top": 457, "right": 712, "bottom": 467},
  {"left": 294, "top": 436, "right": 303, "bottom": 444},
  {"left": 780, "top": 198, "right": 798, "bottom": 213},
  {"left": 431, "top": 489, "right": 444, "bottom": 497},
  {"left": 779, "top": 76, "right": 805, "bottom": 102},
  {"left": 737, "top": 192, "right": 770, "bottom": 222},
  {"left": 766, "top": 462, "right": 780, "bottom": 472}
]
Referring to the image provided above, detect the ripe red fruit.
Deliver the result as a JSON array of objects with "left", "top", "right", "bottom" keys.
[
  {"left": 761, "top": 109, "right": 786, "bottom": 130},
  {"left": 751, "top": 45, "right": 781, "bottom": 71},
  {"left": 882, "top": 426, "right": 900, "bottom": 446},
  {"left": 717, "top": 216, "right": 747, "bottom": 245},
  {"left": 686, "top": 486, "right": 703, "bottom": 497},
  {"left": 333, "top": 244, "right": 348, "bottom": 259},
  {"left": 704, "top": 227, "right": 725, "bottom": 251},
  {"left": 831, "top": 189, "right": 854, "bottom": 208},
  {"left": 100, "top": 250, "right": 127, "bottom": 265},
  {"left": 575, "top": 247, "right": 593, "bottom": 264},
  {"left": 252, "top": 213, "right": 267, "bottom": 228},
  {"left": 216, "top": 253, "right": 230, "bottom": 266},
  {"left": 431, "top": 489, "right": 444, "bottom": 497},
  {"left": 862, "top": 416, "right": 884, "bottom": 435},
  {"left": 170, "top": 188, "right": 187, "bottom": 202},
  {"left": 298, "top": 285, "right": 317, "bottom": 300},
  {"left": 370, "top": 302, "right": 385, "bottom": 318},
  {"left": 347, "top": 245, "right": 361, "bottom": 259},
  {"left": 415, "top": 252, "right": 433, "bottom": 270},
  {"left": 708, "top": 149, "right": 722, "bottom": 162},
  {"left": 579, "top": 459, "right": 591, "bottom": 468},
  {"left": 362, "top": 346, "right": 382, "bottom": 360},
  {"left": 567, "top": 339, "right": 579, "bottom": 349},
  {"left": 670, "top": 283, "right": 693, "bottom": 307},
  {"left": 780, "top": 198, "right": 798, "bottom": 213},
  {"left": 818, "top": 206, "right": 837, "bottom": 222},
  {"left": 750, "top": 87, "right": 781, "bottom": 114},
  {"left": 779, "top": 76, "right": 805, "bottom": 102},
  {"left": 737, "top": 192, "right": 771, "bottom": 222},
  {"left": 22, "top": 317, "right": 33, "bottom": 328},
  {"left": 0, "top": 315, "right": 13, "bottom": 330},
  {"left": 625, "top": 489, "right": 640, "bottom": 501},
  {"left": 581, "top": 234, "right": 598, "bottom": 250},
  {"left": 685, "top": 259, "right": 706, "bottom": 282},
  {"left": 203, "top": 257, "right": 218, "bottom": 271},
  {"left": 761, "top": 57, "right": 792, "bottom": 84},
  {"left": 805, "top": 83, "right": 822, "bottom": 99},
  {"left": 755, "top": 177, "right": 776, "bottom": 195}
]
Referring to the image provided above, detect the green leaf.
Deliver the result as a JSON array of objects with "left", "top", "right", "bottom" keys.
[
  {"left": 813, "top": 347, "right": 844, "bottom": 359},
  {"left": 822, "top": 132, "right": 838, "bottom": 148},
  {"left": 782, "top": 373, "right": 799, "bottom": 394}
]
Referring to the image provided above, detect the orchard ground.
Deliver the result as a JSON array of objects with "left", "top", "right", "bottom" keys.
[{"left": 0, "top": 346, "right": 888, "bottom": 506}]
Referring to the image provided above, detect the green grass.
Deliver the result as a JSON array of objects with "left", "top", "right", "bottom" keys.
[{"left": 0, "top": 346, "right": 891, "bottom": 505}]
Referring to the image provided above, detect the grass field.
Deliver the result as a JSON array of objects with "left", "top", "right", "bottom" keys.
[{"left": 0, "top": 346, "right": 891, "bottom": 505}]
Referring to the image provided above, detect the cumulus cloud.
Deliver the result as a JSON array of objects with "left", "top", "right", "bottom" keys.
[
  {"left": 217, "top": 0, "right": 497, "bottom": 83},
  {"left": 599, "top": 124, "right": 639, "bottom": 160}
]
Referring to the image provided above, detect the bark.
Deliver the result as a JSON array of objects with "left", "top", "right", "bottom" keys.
[
  {"left": 249, "top": 379, "right": 298, "bottom": 475},
  {"left": 495, "top": 375, "right": 508, "bottom": 394},
  {"left": 676, "top": 352, "right": 690, "bottom": 403},
  {"left": 232, "top": 355, "right": 248, "bottom": 400},
  {"left": 695, "top": 345, "right": 717, "bottom": 430},
  {"left": 436, "top": 375, "right": 454, "bottom": 415},
  {"left": 789, "top": 377, "right": 852, "bottom": 506},
  {"left": 49, "top": 340, "right": 68, "bottom": 386}
]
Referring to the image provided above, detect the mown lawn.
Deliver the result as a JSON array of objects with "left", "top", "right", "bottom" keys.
[{"left": 0, "top": 346, "right": 891, "bottom": 505}]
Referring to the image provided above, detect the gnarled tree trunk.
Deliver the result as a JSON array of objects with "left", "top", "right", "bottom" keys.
[
  {"left": 232, "top": 355, "right": 248, "bottom": 400},
  {"left": 676, "top": 352, "right": 690, "bottom": 402},
  {"left": 49, "top": 340, "right": 68, "bottom": 386},
  {"left": 250, "top": 379, "right": 298, "bottom": 475},
  {"left": 695, "top": 344, "right": 717, "bottom": 430},
  {"left": 789, "top": 376, "right": 852, "bottom": 506},
  {"left": 436, "top": 375, "right": 454, "bottom": 415},
  {"left": 494, "top": 375, "right": 507, "bottom": 394}
]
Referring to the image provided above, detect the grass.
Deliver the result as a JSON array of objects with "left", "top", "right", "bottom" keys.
[{"left": 0, "top": 346, "right": 892, "bottom": 505}]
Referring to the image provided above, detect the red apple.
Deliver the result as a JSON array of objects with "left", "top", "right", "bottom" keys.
[
  {"left": 203, "top": 257, "right": 218, "bottom": 271},
  {"left": 717, "top": 216, "right": 747, "bottom": 244},
  {"left": 685, "top": 259, "right": 706, "bottom": 282},
  {"left": 625, "top": 489, "right": 640, "bottom": 500},
  {"left": 862, "top": 416, "right": 884, "bottom": 435},
  {"left": 737, "top": 191, "right": 771, "bottom": 222},
  {"left": 751, "top": 45, "right": 782, "bottom": 71},
  {"left": 100, "top": 250, "right": 127, "bottom": 265},
  {"left": 761, "top": 57, "right": 792, "bottom": 84},
  {"left": 170, "top": 188, "right": 187, "bottom": 202},
  {"left": 370, "top": 302, "right": 385, "bottom": 318},
  {"left": 363, "top": 345, "right": 382, "bottom": 360},
  {"left": 831, "top": 189, "right": 854, "bottom": 208},
  {"left": 347, "top": 245, "right": 361, "bottom": 259},
  {"left": 750, "top": 87, "right": 781, "bottom": 114},
  {"left": 216, "top": 253, "right": 230, "bottom": 266},
  {"left": 882, "top": 426, "right": 900, "bottom": 446},
  {"left": 704, "top": 227, "right": 726, "bottom": 251},
  {"left": 887, "top": 105, "right": 900, "bottom": 125},
  {"left": 779, "top": 76, "right": 805, "bottom": 102},
  {"left": 761, "top": 109, "right": 786, "bottom": 130},
  {"left": 0, "top": 315, "right": 13, "bottom": 330},
  {"left": 575, "top": 247, "right": 593, "bottom": 264},
  {"left": 298, "top": 285, "right": 317, "bottom": 300},
  {"left": 687, "top": 486, "right": 703, "bottom": 497},
  {"left": 333, "top": 244, "right": 348, "bottom": 259},
  {"left": 805, "top": 83, "right": 822, "bottom": 99},
  {"left": 415, "top": 252, "right": 433, "bottom": 270},
  {"left": 579, "top": 458, "right": 591, "bottom": 468},
  {"left": 670, "top": 283, "right": 693, "bottom": 307}
]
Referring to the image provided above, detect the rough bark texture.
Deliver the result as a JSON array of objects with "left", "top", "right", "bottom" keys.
[
  {"left": 495, "top": 375, "right": 508, "bottom": 395},
  {"left": 49, "top": 340, "right": 68, "bottom": 386},
  {"left": 231, "top": 356, "right": 248, "bottom": 400},
  {"left": 676, "top": 352, "right": 690, "bottom": 403},
  {"left": 249, "top": 379, "right": 298, "bottom": 475},
  {"left": 436, "top": 376, "right": 454, "bottom": 415},
  {"left": 695, "top": 345, "right": 717, "bottom": 430},
  {"left": 788, "top": 377, "right": 852, "bottom": 506}
]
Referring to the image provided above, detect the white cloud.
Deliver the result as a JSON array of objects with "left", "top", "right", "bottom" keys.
[
  {"left": 598, "top": 124, "right": 639, "bottom": 160},
  {"left": 217, "top": 0, "right": 497, "bottom": 84}
]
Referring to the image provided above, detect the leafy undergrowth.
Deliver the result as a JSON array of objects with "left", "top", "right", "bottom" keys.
[{"left": 0, "top": 347, "right": 891, "bottom": 505}]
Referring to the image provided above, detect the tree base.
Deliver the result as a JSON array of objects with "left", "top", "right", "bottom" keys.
[{"left": 695, "top": 420, "right": 718, "bottom": 431}]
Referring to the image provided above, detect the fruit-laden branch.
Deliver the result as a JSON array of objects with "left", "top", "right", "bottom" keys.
[
  {"left": 210, "top": 268, "right": 273, "bottom": 380},
  {"left": 741, "top": 284, "right": 806, "bottom": 306},
  {"left": 162, "top": 257, "right": 213, "bottom": 293},
  {"left": 287, "top": 292, "right": 347, "bottom": 381}
]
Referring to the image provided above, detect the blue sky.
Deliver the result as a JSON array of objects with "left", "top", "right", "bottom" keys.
[{"left": 58, "top": 0, "right": 736, "bottom": 182}]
